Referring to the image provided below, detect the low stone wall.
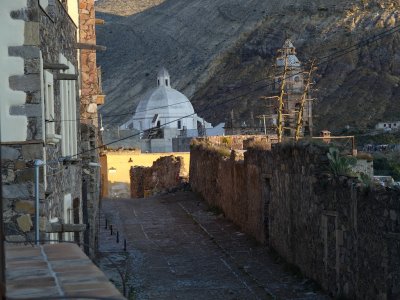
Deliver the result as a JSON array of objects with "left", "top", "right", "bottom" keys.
[
  {"left": 190, "top": 141, "right": 400, "bottom": 299},
  {"left": 130, "top": 155, "right": 187, "bottom": 198},
  {"left": 196, "top": 135, "right": 272, "bottom": 150}
]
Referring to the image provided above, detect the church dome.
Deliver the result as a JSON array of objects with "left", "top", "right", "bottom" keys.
[{"left": 130, "top": 68, "right": 197, "bottom": 131}]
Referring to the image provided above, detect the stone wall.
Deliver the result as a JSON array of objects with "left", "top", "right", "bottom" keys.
[
  {"left": 79, "top": 0, "right": 103, "bottom": 256},
  {"left": 189, "top": 144, "right": 270, "bottom": 243},
  {"left": 79, "top": 0, "right": 101, "bottom": 126},
  {"left": 101, "top": 150, "right": 190, "bottom": 198},
  {"left": 41, "top": 0, "right": 82, "bottom": 239},
  {"left": 2, "top": 0, "right": 83, "bottom": 243},
  {"left": 81, "top": 123, "right": 100, "bottom": 256},
  {"left": 130, "top": 156, "right": 187, "bottom": 198},
  {"left": 196, "top": 135, "right": 271, "bottom": 150},
  {"left": 190, "top": 141, "right": 400, "bottom": 299}
]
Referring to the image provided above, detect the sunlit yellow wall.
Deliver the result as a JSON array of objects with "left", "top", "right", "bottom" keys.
[
  {"left": 67, "top": 0, "right": 79, "bottom": 28},
  {"left": 100, "top": 151, "right": 191, "bottom": 198}
]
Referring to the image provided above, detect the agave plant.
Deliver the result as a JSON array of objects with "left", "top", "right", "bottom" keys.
[{"left": 327, "top": 147, "right": 353, "bottom": 177}]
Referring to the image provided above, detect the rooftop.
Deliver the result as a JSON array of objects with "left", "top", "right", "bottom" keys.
[{"left": 6, "top": 243, "right": 125, "bottom": 299}]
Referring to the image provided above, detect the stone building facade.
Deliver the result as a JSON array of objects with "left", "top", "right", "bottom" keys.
[
  {"left": 190, "top": 140, "right": 400, "bottom": 299},
  {"left": 270, "top": 40, "right": 313, "bottom": 137},
  {"left": 1, "top": 0, "right": 103, "bottom": 253},
  {"left": 78, "top": 0, "right": 105, "bottom": 256},
  {"left": 1, "top": 0, "right": 82, "bottom": 242}
]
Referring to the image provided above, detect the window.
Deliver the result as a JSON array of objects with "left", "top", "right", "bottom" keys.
[
  {"left": 157, "top": 79, "right": 160, "bottom": 86},
  {"left": 177, "top": 120, "right": 182, "bottom": 129},
  {"left": 157, "top": 121, "right": 161, "bottom": 127},
  {"left": 165, "top": 79, "right": 168, "bottom": 86},
  {"left": 59, "top": 54, "right": 77, "bottom": 157},
  {"left": 384, "top": 124, "right": 387, "bottom": 127},
  {"left": 44, "top": 70, "right": 60, "bottom": 143}
]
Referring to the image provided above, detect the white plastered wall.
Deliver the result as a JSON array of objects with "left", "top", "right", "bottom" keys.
[{"left": 0, "top": 1, "right": 28, "bottom": 142}]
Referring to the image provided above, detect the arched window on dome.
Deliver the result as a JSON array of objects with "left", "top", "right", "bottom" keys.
[{"left": 157, "top": 79, "right": 160, "bottom": 86}]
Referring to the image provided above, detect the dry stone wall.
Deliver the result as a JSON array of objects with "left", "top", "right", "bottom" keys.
[
  {"left": 130, "top": 155, "right": 187, "bottom": 198},
  {"left": 190, "top": 141, "right": 400, "bottom": 299}
]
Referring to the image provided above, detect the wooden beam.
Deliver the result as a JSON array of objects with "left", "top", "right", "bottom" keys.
[
  {"left": 75, "top": 43, "right": 106, "bottom": 51},
  {"left": 43, "top": 63, "right": 69, "bottom": 70},
  {"left": 95, "top": 18, "right": 105, "bottom": 25},
  {"left": 46, "top": 223, "right": 87, "bottom": 233},
  {"left": 54, "top": 73, "right": 78, "bottom": 80}
]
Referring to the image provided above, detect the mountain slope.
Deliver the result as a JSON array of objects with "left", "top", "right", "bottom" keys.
[
  {"left": 96, "top": 0, "right": 400, "bottom": 132},
  {"left": 96, "top": 0, "right": 284, "bottom": 125},
  {"left": 95, "top": 0, "right": 164, "bottom": 16}
]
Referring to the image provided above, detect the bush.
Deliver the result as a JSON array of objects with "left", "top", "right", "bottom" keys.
[{"left": 373, "top": 155, "right": 400, "bottom": 181}]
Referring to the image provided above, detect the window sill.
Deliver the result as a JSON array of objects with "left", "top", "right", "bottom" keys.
[{"left": 46, "top": 134, "right": 62, "bottom": 145}]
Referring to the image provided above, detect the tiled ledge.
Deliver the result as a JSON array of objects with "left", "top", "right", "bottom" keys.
[{"left": 6, "top": 243, "right": 125, "bottom": 299}]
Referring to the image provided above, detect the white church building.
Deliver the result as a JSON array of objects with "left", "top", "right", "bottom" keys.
[{"left": 121, "top": 68, "right": 223, "bottom": 152}]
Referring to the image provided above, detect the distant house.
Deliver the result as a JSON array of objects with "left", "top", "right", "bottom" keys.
[{"left": 375, "top": 121, "right": 400, "bottom": 131}]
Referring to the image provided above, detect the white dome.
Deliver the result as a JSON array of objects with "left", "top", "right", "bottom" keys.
[{"left": 130, "top": 68, "right": 198, "bottom": 131}]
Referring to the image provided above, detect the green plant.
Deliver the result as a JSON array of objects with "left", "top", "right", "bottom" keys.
[
  {"left": 327, "top": 147, "right": 354, "bottom": 176},
  {"left": 358, "top": 172, "right": 372, "bottom": 189},
  {"left": 373, "top": 154, "right": 400, "bottom": 181},
  {"left": 208, "top": 146, "right": 231, "bottom": 157},
  {"left": 221, "top": 136, "right": 233, "bottom": 148}
]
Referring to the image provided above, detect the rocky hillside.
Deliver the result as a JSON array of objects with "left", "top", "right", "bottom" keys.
[
  {"left": 96, "top": 0, "right": 400, "bottom": 132},
  {"left": 95, "top": 0, "right": 164, "bottom": 16}
]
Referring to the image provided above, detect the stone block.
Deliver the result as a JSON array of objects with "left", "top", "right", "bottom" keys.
[
  {"left": 2, "top": 184, "right": 30, "bottom": 199},
  {"left": 10, "top": 8, "right": 39, "bottom": 22},
  {"left": 3, "top": 209, "right": 17, "bottom": 223},
  {"left": 2, "top": 169, "right": 16, "bottom": 183},
  {"left": 21, "top": 144, "right": 43, "bottom": 160},
  {"left": 25, "top": 58, "right": 41, "bottom": 74},
  {"left": 24, "top": 22, "right": 39, "bottom": 45},
  {"left": 1, "top": 146, "right": 20, "bottom": 160},
  {"left": 15, "top": 161, "right": 26, "bottom": 170},
  {"left": 39, "top": 217, "right": 47, "bottom": 232},
  {"left": 15, "top": 169, "right": 34, "bottom": 183},
  {"left": 17, "top": 214, "right": 33, "bottom": 232},
  {"left": 9, "top": 74, "right": 41, "bottom": 92},
  {"left": 5, "top": 235, "right": 26, "bottom": 242},
  {"left": 27, "top": 118, "right": 41, "bottom": 141},
  {"left": 86, "top": 103, "right": 97, "bottom": 113},
  {"left": 10, "top": 104, "right": 42, "bottom": 117},
  {"left": 26, "top": 91, "right": 41, "bottom": 104},
  {"left": 9, "top": 46, "right": 40, "bottom": 59},
  {"left": 336, "top": 230, "right": 343, "bottom": 246},
  {"left": 390, "top": 210, "right": 397, "bottom": 221},
  {"left": 15, "top": 200, "right": 35, "bottom": 214}
]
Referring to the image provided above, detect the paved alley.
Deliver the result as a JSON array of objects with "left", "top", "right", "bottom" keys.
[{"left": 98, "top": 191, "right": 329, "bottom": 300}]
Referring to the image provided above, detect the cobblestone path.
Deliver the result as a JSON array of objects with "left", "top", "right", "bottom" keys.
[{"left": 98, "top": 191, "right": 329, "bottom": 300}]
